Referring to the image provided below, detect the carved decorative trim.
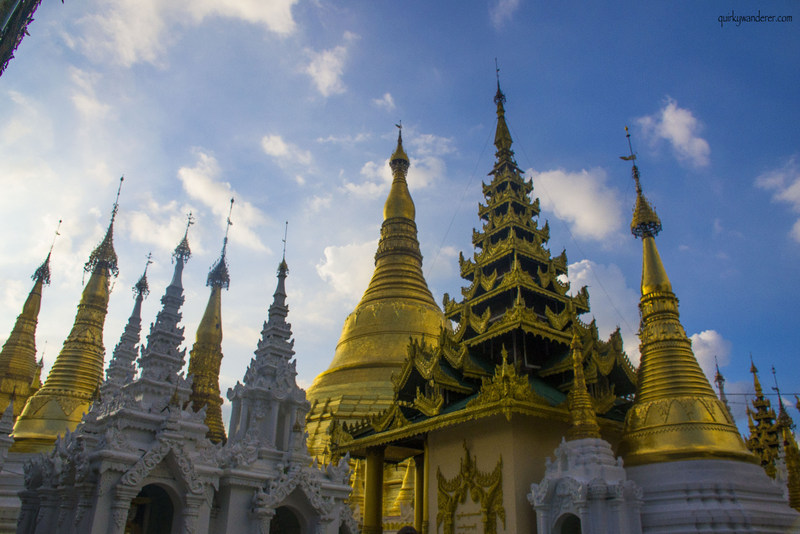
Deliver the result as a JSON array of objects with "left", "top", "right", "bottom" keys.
[{"left": 436, "top": 442, "right": 505, "bottom": 534}]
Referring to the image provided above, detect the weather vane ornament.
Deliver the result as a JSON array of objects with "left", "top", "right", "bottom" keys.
[
  {"left": 207, "top": 198, "right": 234, "bottom": 289},
  {"left": 281, "top": 221, "right": 288, "bottom": 261}
]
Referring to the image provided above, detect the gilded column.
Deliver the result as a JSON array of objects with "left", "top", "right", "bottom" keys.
[
  {"left": 363, "top": 446, "right": 385, "bottom": 534},
  {"left": 414, "top": 454, "right": 424, "bottom": 532},
  {"left": 12, "top": 181, "right": 122, "bottom": 452}
]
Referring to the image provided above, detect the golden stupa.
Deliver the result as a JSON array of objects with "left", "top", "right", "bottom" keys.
[
  {"left": 618, "top": 141, "right": 753, "bottom": 466},
  {"left": 11, "top": 182, "right": 122, "bottom": 453},
  {"left": 0, "top": 248, "right": 52, "bottom": 420},
  {"left": 306, "top": 129, "right": 447, "bottom": 455},
  {"left": 187, "top": 199, "right": 233, "bottom": 445}
]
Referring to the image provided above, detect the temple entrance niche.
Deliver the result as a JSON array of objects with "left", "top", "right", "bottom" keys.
[
  {"left": 555, "top": 513, "right": 581, "bottom": 534},
  {"left": 270, "top": 506, "right": 302, "bottom": 534},
  {"left": 125, "top": 484, "right": 175, "bottom": 534}
]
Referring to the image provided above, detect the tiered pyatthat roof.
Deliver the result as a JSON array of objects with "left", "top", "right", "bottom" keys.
[
  {"left": 411, "top": 83, "right": 634, "bottom": 415},
  {"left": 745, "top": 360, "right": 780, "bottom": 477},
  {"left": 227, "top": 259, "right": 308, "bottom": 450},
  {"left": 11, "top": 179, "right": 123, "bottom": 452},
  {"left": 330, "top": 83, "right": 636, "bottom": 460},
  {"left": 135, "top": 216, "right": 193, "bottom": 402},
  {"left": 101, "top": 258, "right": 150, "bottom": 398},
  {"left": 188, "top": 200, "right": 234, "bottom": 444},
  {"left": 0, "top": 247, "right": 52, "bottom": 419},
  {"left": 618, "top": 144, "right": 753, "bottom": 466}
]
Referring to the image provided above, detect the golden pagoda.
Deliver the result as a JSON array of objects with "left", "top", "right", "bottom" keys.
[
  {"left": 0, "top": 249, "right": 51, "bottom": 420},
  {"left": 306, "top": 129, "right": 447, "bottom": 456},
  {"left": 617, "top": 133, "right": 753, "bottom": 466},
  {"left": 187, "top": 199, "right": 233, "bottom": 444},
  {"left": 566, "top": 331, "right": 601, "bottom": 441},
  {"left": 11, "top": 180, "right": 122, "bottom": 453}
]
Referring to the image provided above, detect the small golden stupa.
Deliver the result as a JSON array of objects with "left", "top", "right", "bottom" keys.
[
  {"left": 0, "top": 245, "right": 52, "bottom": 420},
  {"left": 618, "top": 135, "right": 753, "bottom": 466},
  {"left": 187, "top": 199, "right": 234, "bottom": 445}
]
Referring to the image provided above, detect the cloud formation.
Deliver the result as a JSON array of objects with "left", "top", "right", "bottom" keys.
[
  {"left": 305, "top": 32, "right": 358, "bottom": 97},
  {"left": 177, "top": 151, "right": 268, "bottom": 250},
  {"left": 489, "top": 0, "right": 521, "bottom": 29},
  {"left": 74, "top": 0, "right": 299, "bottom": 66},
  {"left": 372, "top": 93, "right": 395, "bottom": 111},
  {"left": 755, "top": 156, "right": 800, "bottom": 241},
  {"left": 261, "top": 134, "right": 313, "bottom": 167},
  {"left": 530, "top": 167, "right": 624, "bottom": 242},
  {"left": 637, "top": 97, "right": 710, "bottom": 167},
  {"left": 316, "top": 240, "right": 377, "bottom": 303}
]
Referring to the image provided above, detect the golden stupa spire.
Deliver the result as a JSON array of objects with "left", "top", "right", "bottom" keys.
[
  {"left": 0, "top": 220, "right": 60, "bottom": 420},
  {"left": 188, "top": 199, "right": 233, "bottom": 444},
  {"left": 617, "top": 133, "right": 752, "bottom": 466},
  {"left": 493, "top": 60, "right": 513, "bottom": 159},
  {"left": 12, "top": 179, "right": 123, "bottom": 452},
  {"left": 306, "top": 129, "right": 446, "bottom": 458},
  {"left": 566, "top": 330, "right": 601, "bottom": 441},
  {"left": 359, "top": 126, "right": 438, "bottom": 308}
]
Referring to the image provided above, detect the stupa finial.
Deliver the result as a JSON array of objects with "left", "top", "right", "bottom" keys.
[
  {"left": 84, "top": 177, "right": 123, "bottom": 277},
  {"left": 174, "top": 211, "right": 194, "bottom": 262},
  {"left": 207, "top": 198, "right": 234, "bottom": 289}
]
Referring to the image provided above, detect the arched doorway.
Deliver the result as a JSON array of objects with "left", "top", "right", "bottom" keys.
[
  {"left": 555, "top": 513, "right": 581, "bottom": 534},
  {"left": 270, "top": 506, "right": 301, "bottom": 534},
  {"left": 125, "top": 484, "right": 175, "bottom": 534}
]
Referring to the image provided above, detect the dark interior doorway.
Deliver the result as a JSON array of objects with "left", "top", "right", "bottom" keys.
[{"left": 125, "top": 484, "right": 175, "bottom": 534}]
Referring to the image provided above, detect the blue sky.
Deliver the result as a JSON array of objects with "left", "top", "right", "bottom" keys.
[{"left": 1, "top": 0, "right": 798, "bottom": 429}]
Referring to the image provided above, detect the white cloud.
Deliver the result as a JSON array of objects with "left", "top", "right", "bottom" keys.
[
  {"left": 755, "top": 156, "right": 800, "bottom": 242},
  {"left": 372, "top": 93, "right": 395, "bottom": 111},
  {"left": 566, "top": 260, "right": 641, "bottom": 364},
  {"left": 689, "top": 329, "right": 732, "bottom": 383},
  {"left": 637, "top": 97, "right": 710, "bottom": 167},
  {"left": 305, "top": 32, "right": 358, "bottom": 97},
  {"left": 74, "top": 0, "right": 299, "bottom": 67},
  {"left": 177, "top": 151, "right": 268, "bottom": 250},
  {"left": 261, "top": 134, "right": 313, "bottom": 167},
  {"left": 489, "top": 0, "right": 520, "bottom": 29},
  {"left": 410, "top": 133, "right": 455, "bottom": 157},
  {"left": 530, "top": 167, "right": 624, "bottom": 242},
  {"left": 316, "top": 240, "right": 377, "bottom": 303},
  {"left": 69, "top": 68, "right": 112, "bottom": 121},
  {"left": 316, "top": 133, "right": 371, "bottom": 145},
  {"left": 126, "top": 195, "right": 197, "bottom": 253}
]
